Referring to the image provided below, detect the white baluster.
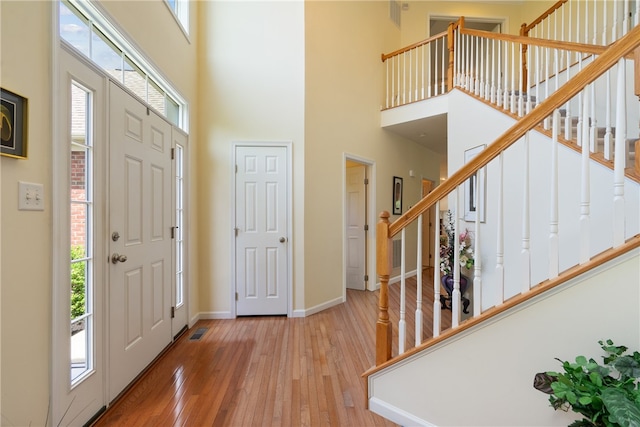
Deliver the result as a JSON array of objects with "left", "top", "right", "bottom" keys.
[
  {"left": 386, "top": 59, "right": 390, "bottom": 109},
  {"left": 402, "top": 52, "right": 406, "bottom": 105},
  {"left": 441, "top": 38, "right": 447, "bottom": 93},
  {"left": 415, "top": 215, "right": 423, "bottom": 346},
  {"left": 479, "top": 36, "right": 485, "bottom": 98},
  {"left": 433, "top": 200, "right": 441, "bottom": 337},
  {"left": 409, "top": 49, "right": 413, "bottom": 103},
  {"left": 623, "top": 0, "right": 630, "bottom": 35},
  {"left": 455, "top": 28, "right": 461, "bottom": 87},
  {"left": 497, "top": 39, "right": 503, "bottom": 108},
  {"left": 421, "top": 44, "right": 425, "bottom": 100},
  {"left": 491, "top": 38, "right": 496, "bottom": 104},
  {"left": 452, "top": 191, "right": 461, "bottom": 326},
  {"left": 536, "top": 43, "right": 541, "bottom": 111},
  {"left": 590, "top": 64, "right": 597, "bottom": 154},
  {"left": 544, "top": 29, "right": 550, "bottom": 129},
  {"left": 434, "top": 39, "right": 439, "bottom": 96},
  {"left": 484, "top": 38, "right": 490, "bottom": 100},
  {"left": 613, "top": 58, "right": 627, "bottom": 247},
  {"left": 475, "top": 36, "right": 480, "bottom": 95},
  {"left": 466, "top": 35, "right": 472, "bottom": 90},
  {"left": 526, "top": 40, "right": 532, "bottom": 114},
  {"left": 521, "top": 133, "right": 531, "bottom": 293},
  {"left": 473, "top": 167, "right": 483, "bottom": 317},
  {"left": 604, "top": 69, "right": 613, "bottom": 160},
  {"left": 636, "top": 0, "right": 640, "bottom": 26},
  {"left": 580, "top": 85, "right": 591, "bottom": 264},
  {"left": 550, "top": 110, "right": 560, "bottom": 278},
  {"left": 613, "top": 0, "right": 619, "bottom": 42},
  {"left": 496, "top": 152, "right": 505, "bottom": 305},
  {"left": 518, "top": 43, "right": 523, "bottom": 117},
  {"left": 427, "top": 42, "right": 432, "bottom": 98},
  {"left": 585, "top": 0, "right": 589, "bottom": 44},
  {"left": 399, "top": 229, "right": 406, "bottom": 354},
  {"left": 510, "top": 42, "right": 516, "bottom": 114}
]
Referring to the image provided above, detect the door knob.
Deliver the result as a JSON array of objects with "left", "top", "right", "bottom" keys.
[
  {"left": 111, "top": 253, "right": 128, "bottom": 264},
  {"left": 279, "top": 237, "right": 286, "bottom": 243}
]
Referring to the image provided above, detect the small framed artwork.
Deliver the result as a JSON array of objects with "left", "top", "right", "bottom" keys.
[
  {"left": 464, "top": 144, "right": 486, "bottom": 222},
  {"left": 1, "top": 87, "right": 28, "bottom": 159},
  {"left": 392, "top": 176, "right": 403, "bottom": 215}
]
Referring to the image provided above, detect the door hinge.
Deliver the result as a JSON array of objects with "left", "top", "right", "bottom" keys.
[
  {"left": 235, "top": 165, "right": 238, "bottom": 173},
  {"left": 364, "top": 275, "right": 369, "bottom": 282},
  {"left": 171, "top": 148, "right": 175, "bottom": 159},
  {"left": 235, "top": 292, "right": 238, "bottom": 301},
  {"left": 171, "top": 306, "right": 175, "bottom": 318},
  {"left": 234, "top": 227, "right": 239, "bottom": 237},
  {"left": 171, "top": 226, "right": 177, "bottom": 239},
  {"left": 364, "top": 178, "right": 369, "bottom": 185},
  {"left": 364, "top": 224, "right": 369, "bottom": 231}
]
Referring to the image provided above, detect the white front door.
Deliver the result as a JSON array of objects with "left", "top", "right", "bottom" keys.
[
  {"left": 108, "top": 82, "right": 173, "bottom": 400},
  {"left": 346, "top": 164, "right": 366, "bottom": 290},
  {"left": 235, "top": 145, "right": 289, "bottom": 316}
]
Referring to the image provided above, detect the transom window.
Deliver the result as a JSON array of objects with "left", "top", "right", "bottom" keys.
[
  {"left": 59, "top": 0, "right": 186, "bottom": 130},
  {"left": 165, "top": 0, "right": 189, "bottom": 36}
]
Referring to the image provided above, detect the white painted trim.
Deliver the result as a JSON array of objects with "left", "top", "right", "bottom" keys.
[
  {"left": 368, "top": 397, "right": 435, "bottom": 427},
  {"left": 197, "top": 311, "right": 234, "bottom": 320},
  {"left": 231, "top": 141, "right": 294, "bottom": 318},
  {"left": 343, "top": 153, "right": 378, "bottom": 293},
  {"left": 292, "top": 296, "right": 344, "bottom": 318}
]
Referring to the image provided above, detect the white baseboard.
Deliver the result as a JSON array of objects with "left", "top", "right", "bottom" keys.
[
  {"left": 373, "top": 269, "right": 418, "bottom": 290},
  {"left": 369, "top": 397, "right": 435, "bottom": 427},
  {"left": 195, "top": 311, "right": 234, "bottom": 320},
  {"left": 292, "top": 295, "right": 344, "bottom": 317}
]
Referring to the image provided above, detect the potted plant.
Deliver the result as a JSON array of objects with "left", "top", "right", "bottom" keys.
[
  {"left": 439, "top": 210, "right": 474, "bottom": 313},
  {"left": 533, "top": 340, "right": 640, "bottom": 427}
]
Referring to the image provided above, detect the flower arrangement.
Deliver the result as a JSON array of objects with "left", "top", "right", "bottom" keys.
[{"left": 439, "top": 210, "right": 474, "bottom": 276}]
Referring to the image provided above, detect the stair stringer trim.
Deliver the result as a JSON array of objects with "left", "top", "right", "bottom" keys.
[{"left": 367, "top": 247, "right": 640, "bottom": 426}]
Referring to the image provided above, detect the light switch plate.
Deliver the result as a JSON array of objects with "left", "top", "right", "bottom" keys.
[{"left": 18, "top": 181, "right": 44, "bottom": 211}]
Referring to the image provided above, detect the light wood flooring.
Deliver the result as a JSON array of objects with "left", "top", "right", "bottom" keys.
[{"left": 94, "top": 269, "right": 451, "bottom": 426}]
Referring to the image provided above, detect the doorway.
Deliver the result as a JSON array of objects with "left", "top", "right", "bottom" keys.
[
  {"left": 54, "top": 48, "right": 188, "bottom": 426},
  {"left": 344, "top": 156, "right": 375, "bottom": 293}
]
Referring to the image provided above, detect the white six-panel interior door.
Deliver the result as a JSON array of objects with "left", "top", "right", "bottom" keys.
[{"left": 235, "top": 144, "right": 290, "bottom": 316}]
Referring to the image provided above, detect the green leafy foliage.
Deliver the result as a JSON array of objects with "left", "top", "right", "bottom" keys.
[
  {"left": 70, "top": 245, "right": 86, "bottom": 320},
  {"left": 534, "top": 340, "right": 640, "bottom": 427}
]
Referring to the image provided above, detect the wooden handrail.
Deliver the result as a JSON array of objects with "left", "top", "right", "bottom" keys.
[
  {"left": 521, "top": 0, "right": 569, "bottom": 35},
  {"left": 381, "top": 31, "right": 448, "bottom": 62},
  {"left": 461, "top": 28, "right": 608, "bottom": 56},
  {"left": 387, "top": 23, "right": 640, "bottom": 239}
]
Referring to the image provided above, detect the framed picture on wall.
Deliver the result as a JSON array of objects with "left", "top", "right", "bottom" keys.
[
  {"left": 464, "top": 144, "right": 486, "bottom": 222},
  {"left": 393, "top": 176, "right": 403, "bottom": 215},
  {"left": 1, "top": 87, "right": 28, "bottom": 159}
]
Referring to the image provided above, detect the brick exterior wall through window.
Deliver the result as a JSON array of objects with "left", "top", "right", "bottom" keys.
[{"left": 71, "top": 150, "right": 86, "bottom": 248}]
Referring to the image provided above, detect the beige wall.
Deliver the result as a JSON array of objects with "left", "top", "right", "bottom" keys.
[
  {"left": 0, "top": 1, "right": 198, "bottom": 425},
  {"left": 304, "top": 1, "right": 441, "bottom": 309},
  {"left": 1, "top": 2, "right": 53, "bottom": 424},
  {"left": 399, "top": 1, "right": 557, "bottom": 46}
]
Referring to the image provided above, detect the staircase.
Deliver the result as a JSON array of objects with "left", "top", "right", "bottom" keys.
[{"left": 365, "top": 3, "right": 640, "bottom": 425}]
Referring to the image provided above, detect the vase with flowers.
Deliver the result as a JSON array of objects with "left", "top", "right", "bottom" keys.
[{"left": 439, "top": 210, "right": 474, "bottom": 313}]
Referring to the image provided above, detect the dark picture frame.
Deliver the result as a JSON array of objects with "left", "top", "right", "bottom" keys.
[
  {"left": 1, "top": 87, "right": 28, "bottom": 159},
  {"left": 392, "top": 176, "right": 403, "bottom": 215}
]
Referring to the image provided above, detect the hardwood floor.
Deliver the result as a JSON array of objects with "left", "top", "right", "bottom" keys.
[{"left": 94, "top": 270, "right": 449, "bottom": 426}]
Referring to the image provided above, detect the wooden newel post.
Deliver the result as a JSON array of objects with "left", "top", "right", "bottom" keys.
[
  {"left": 376, "top": 211, "right": 392, "bottom": 365},
  {"left": 520, "top": 23, "right": 529, "bottom": 91}
]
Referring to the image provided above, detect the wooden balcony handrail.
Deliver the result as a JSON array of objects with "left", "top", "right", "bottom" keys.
[
  {"left": 381, "top": 31, "right": 448, "bottom": 62},
  {"left": 520, "top": 0, "right": 569, "bottom": 36}
]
